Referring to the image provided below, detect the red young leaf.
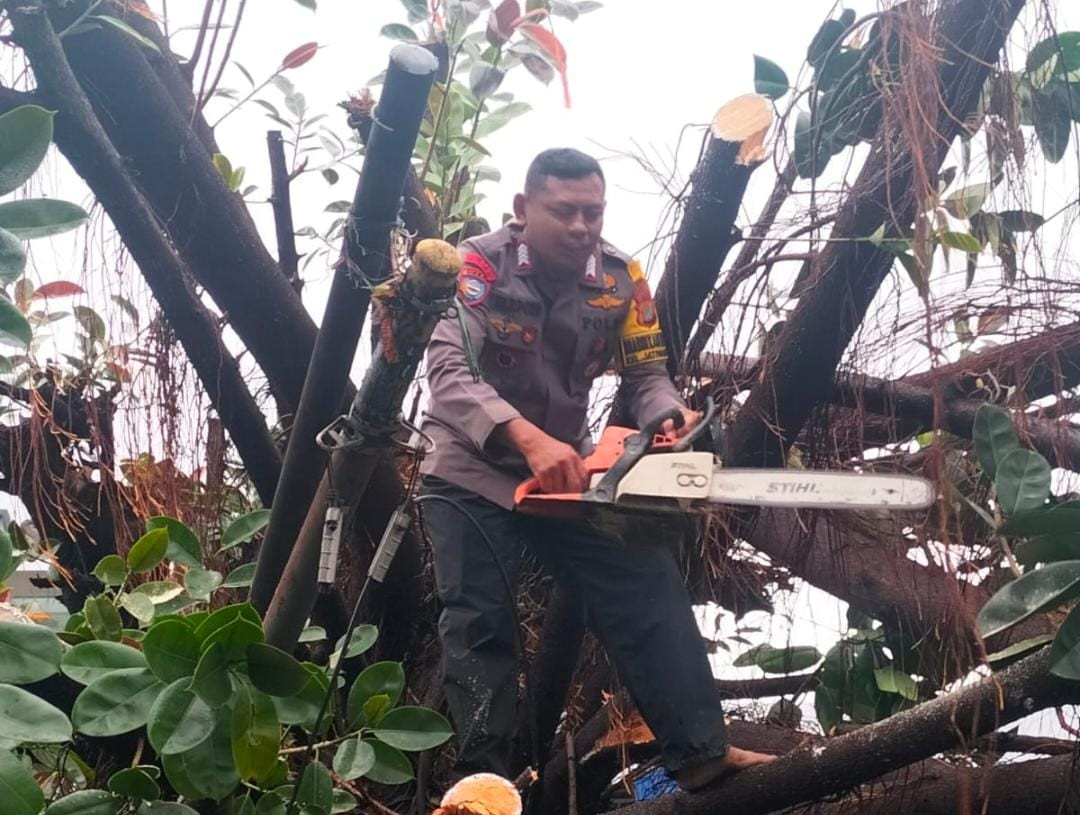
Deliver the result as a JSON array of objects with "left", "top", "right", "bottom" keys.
[
  {"left": 33, "top": 281, "right": 85, "bottom": 299},
  {"left": 280, "top": 42, "right": 319, "bottom": 71},
  {"left": 519, "top": 24, "right": 570, "bottom": 107},
  {"left": 486, "top": 0, "right": 521, "bottom": 46}
]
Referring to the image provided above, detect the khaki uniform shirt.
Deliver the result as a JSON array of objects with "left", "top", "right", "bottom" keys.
[{"left": 420, "top": 224, "right": 683, "bottom": 509}]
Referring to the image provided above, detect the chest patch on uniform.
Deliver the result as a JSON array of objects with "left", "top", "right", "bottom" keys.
[
  {"left": 459, "top": 252, "right": 496, "bottom": 307},
  {"left": 491, "top": 292, "right": 542, "bottom": 317},
  {"left": 521, "top": 325, "right": 538, "bottom": 345},
  {"left": 490, "top": 316, "right": 522, "bottom": 339},
  {"left": 586, "top": 292, "right": 626, "bottom": 310}
]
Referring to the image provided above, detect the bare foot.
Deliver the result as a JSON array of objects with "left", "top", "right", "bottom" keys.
[{"left": 675, "top": 746, "right": 777, "bottom": 791}]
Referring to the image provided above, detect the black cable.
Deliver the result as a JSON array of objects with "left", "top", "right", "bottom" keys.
[{"left": 413, "top": 493, "right": 541, "bottom": 778}]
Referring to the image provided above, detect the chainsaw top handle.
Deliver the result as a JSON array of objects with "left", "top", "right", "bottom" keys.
[{"left": 583, "top": 399, "right": 715, "bottom": 503}]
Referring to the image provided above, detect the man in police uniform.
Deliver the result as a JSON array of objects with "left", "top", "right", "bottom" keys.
[{"left": 420, "top": 149, "right": 773, "bottom": 789}]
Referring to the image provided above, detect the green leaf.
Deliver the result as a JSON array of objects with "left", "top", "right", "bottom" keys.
[
  {"left": 0, "top": 200, "right": 88, "bottom": 240},
  {"left": 231, "top": 683, "right": 280, "bottom": 781},
  {"left": 1033, "top": 82, "right": 1073, "bottom": 163},
  {"left": 273, "top": 663, "right": 329, "bottom": 730},
  {"left": 45, "top": 790, "right": 122, "bottom": 815},
  {"left": 72, "top": 667, "right": 164, "bottom": 736},
  {"left": 332, "top": 737, "right": 375, "bottom": 781},
  {"left": 939, "top": 231, "right": 982, "bottom": 253},
  {"left": 1018, "top": 535, "right": 1080, "bottom": 568},
  {"left": 128, "top": 527, "right": 169, "bottom": 573},
  {"left": 0, "top": 683, "right": 72, "bottom": 743},
  {"left": 362, "top": 694, "right": 391, "bottom": 726},
  {"left": 363, "top": 739, "right": 413, "bottom": 785},
  {"left": 1001, "top": 501, "right": 1080, "bottom": 537},
  {"left": 0, "top": 748, "right": 45, "bottom": 815},
  {"left": 107, "top": 766, "right": 160, "bottom": 801},
  {"left": 84, "top": 596, "right": 123, "bottom": 642},
  {"left": 61, "top": 640, "right": 147, "bottom": 685},
  {"left": 131, "top": 580, "right": 185, "bottom": 605},
  {"left": 400, "top": 0, "right": 430, "bottom": 23},
  {"left": 194, "top": 604, "right": 261, "bottom": 644},
  {"left": 119, "top": 592, "right": 156, "bottom": 624},
  {"left": 753, "top": 55, "right": 789, "bottom": 100},
  {"left": 191, "top": 642, "right": 232, "bottom": 708},
  {"left": 380, "top": 23, "right": 418, "bottom": 41},
  {"left": 297, "top": 760, "right": 333, "bottom": 813},
  {"left": 872, "top": 666, "right": 918, "bottom": 701},
  {"left": 995, "top": 448, "right": 1051, "bottom": 516},
  {"left": 220, "top": 510, "right": 270, "bottom": 551},
  {"left": 73, "top": 305, "right": 105, "bottom": 343},
  {"left": 92, "top": 555, "right": 127, "bottom": 587},
  {"left": 143, "top": 618, "right": 201, "bottom": 683},
  {"left": 977, "top": 560, "right": 1080, "bottom": 638},
  {"left": 222, "top": 562, "right": 256, "bottom": 588},
  {"left": 201, "top": 617, "right": 263, "bottom": 661},
  {"left": 246, "top": 642, "right": 310, "bottom": 697},
  {"left": 0, "top": 228, "right": 26, "bottom": 283},
  {"left": 0, "top": 296, "right": 31, "bottom": 347},
  {"left": 148, "top": 678, "right": 216, "bottom": 755},
  {"left": 807, "top": 18, "right": 846, "bottom": 69},
  {"left": 331, "top": 789, "right": 357, "bottom": 815},
  {"left": 298, "top": 625, "right": 326, "bottom": 643},
  {"left": 184, "top": 567, "right": 222, "bottom": 601},
  {"left": 336, "top": 624, "right": 378, "bottom": 662},
  {"left": 0, "top": 106, "right": 55, "bottom": 196},
  {"left": 347, "top": 661, "right": 405, "bottom": 728},
  {"left": 943, "top": 182, "right": 992, "bottom": 219},
  {"left": 372, "top": 706, "right": 453, "bottom": 751},
  {"left": 986, "top": 633, "right": 1054, "bottom": 665},
  {"left": 145, "top": 517, "right": 202, "bottom": 567},
  {"left": 161, "top": 705, "right": 238, "bottom": 802},
  {"left": 139, "top": 803, "right": 199, "bottom": 815},
  {"left": 90, "top": 15, "right": 160, "bottom": 52},
  {"left": 793, "top": 110, "right": 830, "bottom": 179},
  {"left": 293, "top": 0, "right": 316, "bottom": 9},
  {"left": 998, "top": 210, "right": 1046, "bottom": 232},
  {"left": 973, "top": 403, "right": 1021, "bottom": 480},
  {"left": 0, "top": 619, "right": 62, "bottom": 683},
  {"left": 1049, "top": 602, "right": 1080, "bottom": 679},
  {"left": 469, "top": 63, "right": 506, "bottom": 100},
  {"left": 733, "top": 644, "right": 822, "bottom": 674},
  {"left": 1026, "top": 31, "right": 1080, "bottom": 74},
  {"left": 474, "top": 102, "right": 531, "bottom": 139}
]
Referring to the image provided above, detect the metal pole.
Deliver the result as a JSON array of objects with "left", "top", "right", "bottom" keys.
[
  {"left": 251, "top": 45, "right": 438, "bottom": 614},
  {"left": 262, "top": 241, "right": 461, "bottom": 648}
]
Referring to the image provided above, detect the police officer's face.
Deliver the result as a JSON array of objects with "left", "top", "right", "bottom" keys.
[{"left": 515, "top": 174, "right": 605, "bottom": 274}]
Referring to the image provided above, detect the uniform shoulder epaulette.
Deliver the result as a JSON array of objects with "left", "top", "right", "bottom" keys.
[{"left": 599, "top": 239, "right": 632, "bottom": 266}]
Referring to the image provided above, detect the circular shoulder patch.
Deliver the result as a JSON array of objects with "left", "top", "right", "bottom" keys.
[{"left": 459, "top": 272, "right": 491, "bottom": 307}]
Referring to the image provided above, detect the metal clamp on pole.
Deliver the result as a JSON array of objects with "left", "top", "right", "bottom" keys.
[{"left": 368, "top": 502, "right": 413, "bottom": 584}]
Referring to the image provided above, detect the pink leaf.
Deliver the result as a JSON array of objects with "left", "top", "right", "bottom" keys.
[
  {"left": 33, "top": 281, "right": 85, "bottom": 299},
  {"left": 280, "top": 42, "right": 319, "bottom": 71}
]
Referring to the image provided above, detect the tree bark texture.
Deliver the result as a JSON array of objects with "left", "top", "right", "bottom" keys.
[
  {"left": 609, "top": 647, "right": 1079, "bottom": 814},
  {"left": 726, "top": 0, "right": 1027, "bottom": 468}
]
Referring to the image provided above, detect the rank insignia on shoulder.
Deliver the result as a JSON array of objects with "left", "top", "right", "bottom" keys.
[{"left": 459, "top": 252, "right": 496, "bottom": 307}]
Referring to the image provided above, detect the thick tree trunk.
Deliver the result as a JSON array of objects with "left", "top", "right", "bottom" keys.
[
  {"left": 8, "top": 0, "right": 282, "bottom": 506},
  {"left": 726, "top": 0, "right": 1027, "bottom": 468},
  {"left": 777, "top": 754, "right": 1080, "bottom": 815},
  {"left": 608, "top": 647, "right": 1078, "bottom": 814},
  {"left": 653, "top": 94, "right": 772, "bottom": 372}
]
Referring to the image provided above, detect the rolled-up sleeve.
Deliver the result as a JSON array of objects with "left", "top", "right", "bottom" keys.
[
  {"left": 425, "top": 296, "right": 521, "bottom": 450},
  {"left": 620, "top": 360, "right": 684, "bottom": 427}
]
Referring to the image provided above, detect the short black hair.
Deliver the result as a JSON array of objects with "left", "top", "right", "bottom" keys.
[{"left": 524, "top": 148, "right": 604, "bottom": 194}]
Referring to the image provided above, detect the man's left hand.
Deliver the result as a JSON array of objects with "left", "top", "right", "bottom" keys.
[{"left": 661, "top": 408, "right": 701, "bottom": 439}]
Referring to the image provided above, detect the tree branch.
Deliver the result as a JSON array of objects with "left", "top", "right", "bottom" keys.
[
  {"left": 267, "top": 130, "right": 302, "bottom": 296},
  {"left": 608, "top": 647, "right": 1079, "bottom": 814},
  {"left": 726, "top": 0, "right": 1026, "bottom": 468},
  {"left": 8, "top": 0, "right": 281, "bottom": 506}
]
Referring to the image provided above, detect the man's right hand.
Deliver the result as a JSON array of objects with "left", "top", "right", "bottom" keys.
[{"left": 499, "top": 418, "right": 589, "bottom": 494}]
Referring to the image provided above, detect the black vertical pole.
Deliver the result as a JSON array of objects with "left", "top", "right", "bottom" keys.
[{"left": 251, "top": 45, "right": 438, "bottom": 614}]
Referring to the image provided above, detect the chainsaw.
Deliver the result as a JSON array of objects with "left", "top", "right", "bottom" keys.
[{"left": 514, "top": 402, "right": 934, "bottom": 525}]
